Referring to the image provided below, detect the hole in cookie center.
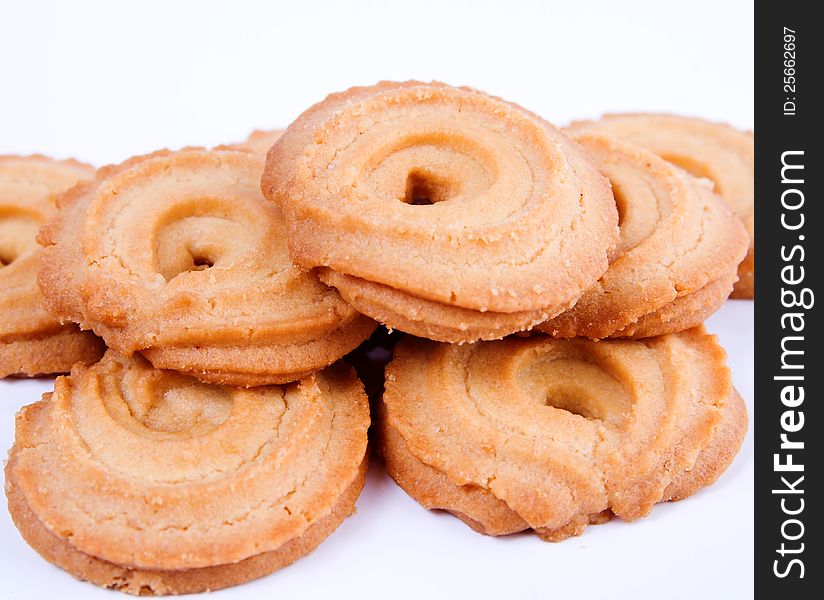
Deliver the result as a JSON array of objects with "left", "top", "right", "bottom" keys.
[
  {"left": 545, "top": 388, "right": 601, "bottom": 420},
  {"left": 158, "top": 246, "right": 220, "bottom": 282},
  {"left": 541, "top": 377, "right": 629, "bottom": 427},
  {"left": 521, "top": 358, "right": 631, "bottom": 426},
  {"left": 402, "top": 169, "right": 456, "bottom": 205},
  {"left": 191, "top": 252, "right": 215, "bottom": 270}
]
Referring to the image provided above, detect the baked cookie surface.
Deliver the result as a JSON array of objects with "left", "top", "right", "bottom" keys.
[
  {"left": 538, "top": 134, "right": 748, "bottom": 338},
  {"left": 38, "top": 148, "right": 375, "bottom": 386},
  {"left": 379, "top": 328, "right": 747, "bottom": 541},
  {"left": 0, "top": 155, "right": 105, "bottom": 378},
  {"left": 5, "top": 351, "right": 369, "bottom": 595},
  {"left": 568, "top": 114, "right": 754, "bottom": 298},
  {"left": 262, "top": 81, "right": 619, "bottom": 342}
]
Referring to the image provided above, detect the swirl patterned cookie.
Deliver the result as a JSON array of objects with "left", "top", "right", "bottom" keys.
[
  {"left": 379, "top": 328, "right": 747, "bottom": 541},
  {"left": 5, "top": 351, "right": 369, "bottom": 595},
  {"left": 568, "top": 114, "right": 754, "bottom": 299},
  {"left": 262, "top": 81, "right": 618, "bottom": 343},
  {"left": 1, "top": 155, "right": 105, "bottom": 378},
  {"left": 537, "top": 134, "right": 748, "bottom": 339},
  {"left": 38, "top": 148, "right": 375, "bottom": 386}
]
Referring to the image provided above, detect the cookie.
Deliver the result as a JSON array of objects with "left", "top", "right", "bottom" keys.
[
  {"left": 320, "top": 269, "right": 554, "bottom": 344},
  {"left": 537, "top": 134, "right": 748, "bottom": 339},
  {"left": 5, "top": 351, "right": 369, "bottom": 595},
  {"left": 1, "top": 155, "right": 105, "bottom": 378},
  {"left": 38, "top": 148, "right": 375, "bottom": 386},
  {"left": 568, "top": 114, "right": 754, "bottom": 298},
  {"left": 262, "top": 81, "right": 619, "bottom": 343},
  {"left": 379, "top": 328, "right": 747, "bottom": 541},
  {"left": 222, "top": 129, "right": 284, "bottom": 155}
]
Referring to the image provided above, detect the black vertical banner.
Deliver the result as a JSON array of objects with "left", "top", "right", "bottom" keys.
[{"left": 755, "top": 1, "right": 821, "bottom": 598}]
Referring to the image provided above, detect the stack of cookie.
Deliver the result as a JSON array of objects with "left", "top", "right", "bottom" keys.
[{"left": 2, "top": 81, "right": 753, "bottom": 595}]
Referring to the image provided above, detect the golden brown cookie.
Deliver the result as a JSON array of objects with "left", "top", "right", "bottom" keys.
[
  {"left": 262, "top": 81, "right": 619, "bottom": 343},
  {"left": 320, "top": 269, "right": 555, "bottom": 344},
  {"left": 568, "top": 114, "right": 754, "bottom": 298},
  {"left": 38, "top": 148, "right": 375, "bottom": 386},
  {"left": 379, "top": 328, "right": 747, "bottom": 541},
  {"left": 222, "top": 129, "right": 284, "bottom": 155},
  {"left": 537, "top": 134, "right": 748, "bottom": 339},
  {"left": 5, "top": 351, "right": 369, "bottom": 595},
  {"left": 1, "top": 155, "right": 105, "bottom": 378}
]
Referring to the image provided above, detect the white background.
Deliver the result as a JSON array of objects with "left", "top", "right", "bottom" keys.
[{"left": 1, "top": 1, "right": 753, "bottom": 598}]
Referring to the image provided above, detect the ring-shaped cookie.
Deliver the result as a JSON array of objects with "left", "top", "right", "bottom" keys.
[
  {"left": 538, "top": 134, "right": 748, "bottom": 339},
  {"left": 1, "top": 155, "right": 105, "bottom": 378},
  {"left": 379, "top": 328, "right": 747, "bottom": 541},
  {"left": 5, "top": 352, "right": 369, "bottom": 594},
  {"left": 38, "top": 148, "right": 375, "bottom": 386},
  {"left": 568, "top": 114, "right": 754, "bottom": 298},
  {"left": 262, "top": 81, "right": 618, "bottom": 342}
]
